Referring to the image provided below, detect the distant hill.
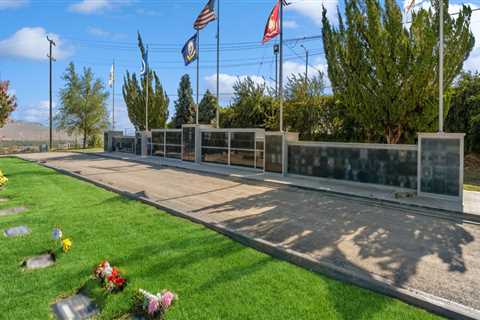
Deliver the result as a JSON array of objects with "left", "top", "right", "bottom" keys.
[{"left": 0, "top": 120, "right": 79, "bottom": 142}]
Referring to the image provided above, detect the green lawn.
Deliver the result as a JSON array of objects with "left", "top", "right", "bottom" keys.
[
  {"left": 0, "top": 157, "right": 440, "bottom": 320},
  {"left": 465, "top": 169, "right": 480, "bottom": 192}
]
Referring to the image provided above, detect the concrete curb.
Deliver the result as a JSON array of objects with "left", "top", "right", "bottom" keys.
[
  {"left": 25, "top": 156, "right": 480, "bottom": 320},
  {"left": 87, "top": 151, "right": 480, "bottom": 225}
]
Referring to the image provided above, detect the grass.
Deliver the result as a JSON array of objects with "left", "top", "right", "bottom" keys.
[
  {"left": 54, "top": 147, "right": 104, "bottom": 153},
  {"left": 0, "top": 157, "right": 440, "bottom": 320},
  {"left": 464, "top": 168, "right": 480, "bottom": 192}
]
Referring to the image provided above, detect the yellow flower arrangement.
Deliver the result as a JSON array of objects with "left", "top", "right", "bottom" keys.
[
  {"left": 62, "top": 238, "right": 72, "bottom": 252},
  {"left": 0, "top": 170, "right": 8, "bottom": 187}
]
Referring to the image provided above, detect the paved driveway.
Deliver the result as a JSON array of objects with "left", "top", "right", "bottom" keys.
[{"left": 20, "top": 152, "right": 480, "bottom": 311}]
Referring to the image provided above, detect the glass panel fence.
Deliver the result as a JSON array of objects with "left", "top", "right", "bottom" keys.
[
  {"left": 230, "top": 149, "right": 255, "bottom": 167},
  {"left": 201, "top": 148, "right": 228, "bottom": 164}
]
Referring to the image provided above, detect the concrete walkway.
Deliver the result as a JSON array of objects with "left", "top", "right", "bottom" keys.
[
  {"left": 99, "top": 152, "right": 480, "bottom": 217},
  {"left": 19, "top": 152, "right": 480, "bottom": 317}
]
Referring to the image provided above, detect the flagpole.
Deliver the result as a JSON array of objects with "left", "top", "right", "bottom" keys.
[
  {"left": 439, "top": 0, "right": 444, "bottom": 133},
  {"left": 112, "top": 59, "right": 115, "bottom": 130},
  {"left": 216, "top": 0, "right": 220, "bottom": 128},
  {"left": 279, "top": 0, "right": 284, "bottom": 132},
  {"left": 196, "top": 30, "right": 200, "bottom": 125},
  {"left": 146, "top": 44, "right": 149, "bottom": 132}
]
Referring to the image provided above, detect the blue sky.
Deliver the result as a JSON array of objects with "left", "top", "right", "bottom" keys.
[{"left": 1, "top": 0, "right": 479, "bottom": 131}]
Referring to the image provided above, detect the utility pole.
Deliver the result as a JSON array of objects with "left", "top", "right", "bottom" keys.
[
  {"left": 47, "top": 36, "right": 56, "bottom": 151},
  {"left": 279, "top": 0, "right": 284, "bottom": 132},
  {"left": 301, "top": 44, "right": 308, "bottom": 82},
  {"left": 196, "top": 30, "right": 200, "bottom": 125},
  {"left": 439, "top": 0, "right": 444, "bottom": 133},
  {"left": 216, "top": 0, "right": 220, "bottom": 128},
  {"left": 274, "top": 44, "right": 279, "bottom": 97},
  {"left": 112, "top": 60, "right": 116, "bottom": 130}
]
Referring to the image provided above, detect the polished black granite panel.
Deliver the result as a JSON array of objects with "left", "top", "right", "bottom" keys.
[
  {"left": 230, "top": 150, "right": 255, "bottom": 168},
  {"left": 265, "top": 135, "right": 283, "bottom": 173},
  {"left": 152, "top": 131, "right": 165, "bottom": 144},
  {"left": 166, "top": 131, "right": 182, "bottom": 145},
  {"left": 182, "top": 127, "right": 195, "bottom": 162},
  {"left": 288, "top": 145, "right": 418, "bottom": 189},
  {"left": 112, "top": 137, "right": 135, "bottom": 153},
  {"left": 256, "top": 141, "right": 264, "bottom": 169},
  {"left": 166, "top": 145, "right": 182, "bottom": 159},
  {"left": 201, "top": 148, "right": 228, "bottom": 164},
  {"left": 420, "top": 138, "right": 460, "bottom": 197},
  {"left": 151, "top": 144, "right": 165, "bottom": 157},
  {"left": 230, "top": 132, "right": 255, "bottom": 149},
  {"left": 202, "top": 132, "right": 228, "bottom": 148}
]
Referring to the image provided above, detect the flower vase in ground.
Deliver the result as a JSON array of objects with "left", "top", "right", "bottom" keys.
[
  {"left": 94, "top": 261, "right": 127, "bottom": 293},
  {"left": 132, "top": 289, "right": 177, "bottom": 319}
]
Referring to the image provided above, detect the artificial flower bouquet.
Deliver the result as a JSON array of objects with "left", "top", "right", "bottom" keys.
[
  {"left": 94, "top": 261, "right": 127, "bottom": 293},
  {"left": 0, "top": 170, "right": 8, "bottom": 187},
  {"left": 131, "top": 289, "right": 177, "bottom": 319},
  {"left": 51, "top": 228, "right": 73, "bottom": 254}
]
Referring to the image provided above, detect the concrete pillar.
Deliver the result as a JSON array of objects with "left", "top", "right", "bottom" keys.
[{"left": 140, "top": 131, "right": 151, "bottom": 157}]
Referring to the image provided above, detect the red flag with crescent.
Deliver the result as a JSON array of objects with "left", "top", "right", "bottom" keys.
[{"left": 262, "top": 1, "right": 281, "bottom": 44}]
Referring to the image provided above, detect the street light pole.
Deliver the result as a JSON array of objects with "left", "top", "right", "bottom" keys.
[
  {"left": 47, "top": 36, "right": 56, "bottom": 151},
  {"left": 439, "top": 0, "right": 444, "bottom": 133},
  {"left": 301, "top": 44, "right": 309, "bottom": 82}
]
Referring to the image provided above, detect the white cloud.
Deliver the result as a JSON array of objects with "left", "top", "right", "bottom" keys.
[
  {"left": 204, "top": 61, "right": 330, "bottom": 104},
  {"left": 204, "top": 73, "right": 272, "bottom": 98},
  {"left": 0, "top": 0, "right": 28, "bottom": 10},
  {"left": 13, "top": 100, "right": 56, "bottom": 124},
  {"left": 69, "top": 0, "right": 110, "bottom": 13},
  {"left": 464, "top": 48, "right": 480, "bottom": 72},
  {"left": 69, "top": 0, "right": 133, "bottom": 14},
  {"left": 87, "top": 27, "right": 126, "bottom": 40},
  {"left": 287, "top": 0, "right": 338, "bottom": 25},
  {"left": 284, "top": 20, "right": 299, "bottom": 29},
  {"left": 0, "top": 27, "right": 73, "bottom": 61}
]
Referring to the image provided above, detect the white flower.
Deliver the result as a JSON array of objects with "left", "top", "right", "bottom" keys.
[
  {"left": 102, "top": 263, "right": 112, "bottom": 277},
  {"left": 52, "top": 228, "right": 63, "bottom": 240}
]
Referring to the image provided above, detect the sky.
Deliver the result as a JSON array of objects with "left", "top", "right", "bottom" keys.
[{"left": 1, "top": 0, "right": 480, "bottom": 132}]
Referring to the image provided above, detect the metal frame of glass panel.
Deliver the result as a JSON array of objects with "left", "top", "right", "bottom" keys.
[
  {"left": 149, "top": 129, "right": 183, "bottom": 159},
  {"left": 200, "top": 128, "right": 265, "bottom": 170}
]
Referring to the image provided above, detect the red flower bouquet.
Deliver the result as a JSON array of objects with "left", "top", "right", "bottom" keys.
[{"left": 94, "top": 261, "right": 127, "bottom": 293}]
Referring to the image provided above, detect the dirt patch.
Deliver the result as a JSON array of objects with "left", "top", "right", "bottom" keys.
[{"left": 465, "top": 153, "right": 480, "bottom": 171}]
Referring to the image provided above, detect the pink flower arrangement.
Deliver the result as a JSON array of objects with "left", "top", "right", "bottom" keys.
[{"left": 134, "top": 288, "right": 177, "bottom": 319}]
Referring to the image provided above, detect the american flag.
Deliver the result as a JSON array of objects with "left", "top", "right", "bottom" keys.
[{"left": 194, "top": 0, "right": 216, "bottom": 30}]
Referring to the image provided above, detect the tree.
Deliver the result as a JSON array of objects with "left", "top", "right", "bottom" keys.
[
  {"left": 57, "top": 62, "right": 109, "bottom": 148},
  {"left": 224, "top": 77, "right": 278, "bottom": 130},
  {"left": 285, "top": 73, "right": 346, "bottom": 140},
  {"left": 446, "top": 72, "right": 480, "bottom": 152},
  {"left": 172, "top": 74, "right": 195, "bottom": 128},
  {"left": 322, "top": 0, "right": 475, "bottom": 143},
  {"left": 123, "top": 32, "right": 169, "bottom": 131},
  {"left": 0, "top": 81, "right": 16, "bottom": 128},
  {"left": 198, "top": 89, "right": 217, "bottom": 125}
]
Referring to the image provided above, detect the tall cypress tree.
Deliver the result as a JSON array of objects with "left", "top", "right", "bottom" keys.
[
  {"left": 0, "top": 81, "right": 17, "bottom": 128},
  {"left": 172, "top": 74, "right": 195, "bottom": 128},
  {"left": 198, "top": 89, "right": 217, "bottom": 125},
  {"left": 123, "top": 32, "right": 169, "bottom": 131},
  {"left": 322, "top": 0, "right": 475, "bottom": 143}
]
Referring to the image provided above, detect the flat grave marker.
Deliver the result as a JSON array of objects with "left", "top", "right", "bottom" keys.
[
  {"left": 24, "top": 254, "right": 55, "bottom": 270},
  {"left": 4, "top": 225, "right": 30, "bottom": 237},
  {"left": 0, "top": 207, "right": 27, "bottom": 217},
  {"left": 52, "top": 293, "right": 99, "bottom": 320}
]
